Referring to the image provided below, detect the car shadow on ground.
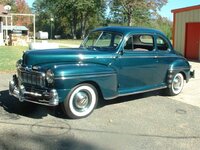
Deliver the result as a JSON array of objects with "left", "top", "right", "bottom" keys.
[{"left": 0, "top": 89, "right": 161, "bottom": 119}]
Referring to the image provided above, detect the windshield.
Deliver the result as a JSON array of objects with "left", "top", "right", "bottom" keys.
[{"left": 81, "top": 31, "right": 123, "bottom": 51}]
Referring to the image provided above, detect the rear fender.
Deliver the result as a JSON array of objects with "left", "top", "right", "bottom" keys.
[{"left": 167, "top": 59, "right": 191, "bottom": 87}]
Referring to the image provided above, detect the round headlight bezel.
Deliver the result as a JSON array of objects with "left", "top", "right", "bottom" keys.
[{"left": 46, "top": 69, "right": 54, "bottom": 84}]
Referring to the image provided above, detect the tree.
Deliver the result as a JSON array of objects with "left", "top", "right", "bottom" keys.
[
  {"left": 32, "top": 0, "right": 51, "bottom": 32},
  {"left": 33, "top": 0, "right": 106, "bottom": 39},
  {"left": 0, "top": 0, "right": 31, "bottom": 25},
  {"left": 15, "top": 0, "right": 32, "bottom": 27},
  {"left": 109, "top": 0, "right": 168, "bottom": 26},
  {"left": 53, "top": 0, "right": 106, "bottom": 39},
  {"left": 150, "top": 16, "right": 172, "bottom": 39},
  {"left": 0, "top": 0, "right": 15, "bottom": 8},
  {"left": 32, "top": 0, "right": 169, "bottom": 39}
]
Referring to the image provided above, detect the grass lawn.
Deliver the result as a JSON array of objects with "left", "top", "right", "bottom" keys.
[
  {"left": 36, "top": 39, "right": 82, "bottom": 45},
  {"left": 0, "top": 46, "right": 28, "bottom": 72},
  {"left": 0, "top": 39, "right": 82, "bottom": 72}
]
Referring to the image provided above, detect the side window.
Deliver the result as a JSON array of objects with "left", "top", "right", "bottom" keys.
[
  {"left": 139, "top": 35, "right": 153, "bottom": 44},
  {"left": 156, "top": 36, "right": 170, "bottom": 51},
  {"left": 124, "top": 34, "right": 154, "bottom": 51}
]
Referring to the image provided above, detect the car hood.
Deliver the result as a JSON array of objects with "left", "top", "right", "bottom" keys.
[{"left": 22, "top": 48, "right": 115, "bottom": 67}]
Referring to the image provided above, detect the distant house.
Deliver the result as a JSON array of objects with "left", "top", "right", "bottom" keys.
[
  {"left": 3, "top": 25, "right": 28, "bottom": 35},
  {"left": 0, "top": 4, "right": 29, "bottom": 46},
  {"left": 0, "top": 4, "right": 8, "bottom": 45}
]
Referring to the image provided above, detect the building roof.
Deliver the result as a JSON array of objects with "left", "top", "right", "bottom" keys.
[
  {"left": 3, "top": 25, "right": 28, "bottom": 31},
  {"left": 93, "top": 26, "right": 165, "bottom": 36},
  {"left": 171, "top": 5, "right": 200, "bottom": 14}
]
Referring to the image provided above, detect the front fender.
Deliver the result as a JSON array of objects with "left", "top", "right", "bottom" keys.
[{"left": 52, "top": 63, "right": 118, "bottom": 102}]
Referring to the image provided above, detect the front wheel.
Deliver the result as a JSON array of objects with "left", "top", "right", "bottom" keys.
[
  {"left": 165, "top": 73, "right": 184, "bottom": 96},
  {"left": 62, "top": 83, "right": 98, "bottom": 119}
]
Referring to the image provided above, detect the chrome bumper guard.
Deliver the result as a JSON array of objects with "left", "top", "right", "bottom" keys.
[
  {"left": 9, "top": 75, "right": 59, "bottom": 106},
  {"left": 190, "top": 70, "right": 195, "bottom": 78}
]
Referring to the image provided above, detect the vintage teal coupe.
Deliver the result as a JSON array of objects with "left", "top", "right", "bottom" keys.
[{"left": 9, "top": 26, "right": 194, "bottom": 119}]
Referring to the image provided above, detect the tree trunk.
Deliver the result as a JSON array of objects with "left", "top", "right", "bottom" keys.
[
  {"left": 72, "top": 12, "right": 77, "bottom": 39},
  {"left": 82, "top": 13, "right": 88, "bottom": 39},
  {"left": 127, "top": 13, "right": 132, "bottom": 26},
  {"left": 80, "top": 13, "right": 84, "bottom": 39}
]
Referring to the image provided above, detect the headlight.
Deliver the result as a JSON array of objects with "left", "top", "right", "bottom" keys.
[{"left": 46, "top": 69, "right": 54, "bottom": 84}]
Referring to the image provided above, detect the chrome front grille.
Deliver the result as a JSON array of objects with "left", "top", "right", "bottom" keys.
[{"left": 18, "top": 68, "right": 46, "bottom": 87}]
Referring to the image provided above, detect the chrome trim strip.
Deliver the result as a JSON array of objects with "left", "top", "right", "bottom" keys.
[
  {"left": 18, "top": 66, "right": 45, "bottom": 75},
  {"left": 24, "top": 99, "right": 57, "bottom": 106},
  {"left": 120, "top": 56, "right": 155, "bottom": 59},
  {"left": 24, "top": 91, "right": 42, "bottom": 97},
  {"left": 105, "top": 86, "right": 167, "bottom": 100},
  {"left": 120, "top": 55, "right": 179, "bottom": 59},
  {"left": 119, "top": 86, "right": 167, "bottom": 97},
  {"left": 169, "top": 67, "right": 190, "bottom": 71},
  {"left": 104, "top": 95, "right": 118, "bottom": 100},
  {"left": 55, "top": 73, "right": 116, "bottom": 80}
]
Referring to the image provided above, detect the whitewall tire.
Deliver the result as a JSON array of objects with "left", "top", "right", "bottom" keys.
[
  {"left": 166, "top": 73, "right": 184, "bottom": 96},
  {"left": 63, "top": 83, "right": 98, "bottom": 119}
]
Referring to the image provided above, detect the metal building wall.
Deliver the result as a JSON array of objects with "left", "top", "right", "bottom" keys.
[{"left": 174, "top": 9, "right": 200, "bottom": 55}]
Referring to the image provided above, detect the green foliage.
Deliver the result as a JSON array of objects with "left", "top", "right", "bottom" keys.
[
  {"left": 109, "top": 0, "right": 168, "bottom": 26},
  {"left": 32, "top": 0, "right": 51, "bottom": 32},
  {"left": 0, "top": 0, "right": 17, "bottom": 12},
  {"left": 151, "top": 17, "right": 172, "bottom": 39},
  {"left": 107, "top": 0, "right": 171, "bottom": 39},
  {"left": 0, "top": 0, "right": 15, "bottom": 7},
  {"left": 32, "top": 0, "right": 171, "bottom": 39},
  {"left": 32, "top": 0, "right": 106, "bottom": 39}
]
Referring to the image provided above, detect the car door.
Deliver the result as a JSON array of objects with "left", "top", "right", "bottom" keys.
[
  {"left": 116, "top": 33, "right": 164, "bottom": 95},
  {"left": 155, "top": 34, "right": 176, "bottom": 84}
]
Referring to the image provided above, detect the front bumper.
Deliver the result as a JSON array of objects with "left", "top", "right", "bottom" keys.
[{"left": 9, "top": 75, "right": 59, "bottom": 106}]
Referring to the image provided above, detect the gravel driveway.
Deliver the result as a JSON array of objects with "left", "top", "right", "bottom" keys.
[{"left": 0, "top": 61, "right": 200, "bottom": 150}]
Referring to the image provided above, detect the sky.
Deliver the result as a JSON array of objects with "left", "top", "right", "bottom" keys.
[
  {"left": 26, "top": 0, "right": 200, "bottom": 21},
  {"left": 27, "top": 0, "right": 34, "bottom": 7},
  {"left": 159, "top": 0, "right": 200, "bottom": 20}
]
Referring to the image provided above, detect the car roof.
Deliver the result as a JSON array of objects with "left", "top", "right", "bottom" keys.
[{"left": 93, "top": 26, "right": 165, "bottom": 36}]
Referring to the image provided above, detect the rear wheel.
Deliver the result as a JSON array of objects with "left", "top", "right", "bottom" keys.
[
  {"left": 165, "top": 73, "right": 184, "bottom": 96},
  {"left": 62, "top": 83, "right": 98, "bottom": 119}
]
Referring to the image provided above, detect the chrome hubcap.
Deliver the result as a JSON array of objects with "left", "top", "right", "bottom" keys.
[
  {"left": 172, "top": 73, "right": 184, "bottom": 94},
  {"left": 173, "top": 76, "right": 182, "bottom": 90},
  {"left": 73, "top": 91, "right": 91, "bottom": 111}
]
